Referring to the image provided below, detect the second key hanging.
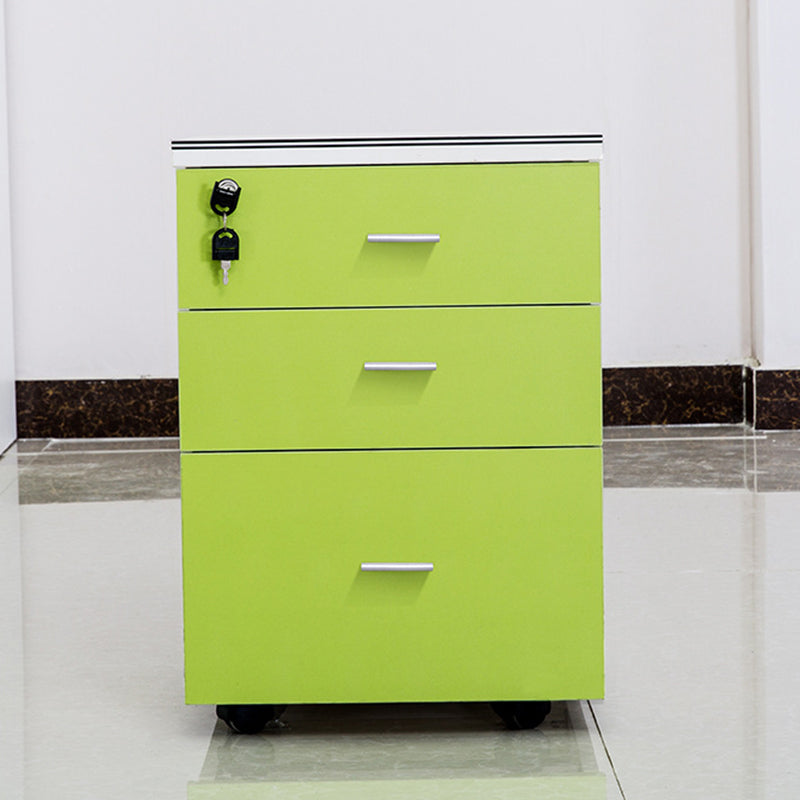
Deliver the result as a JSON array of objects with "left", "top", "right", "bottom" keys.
[{"left": 212, "top": 227, "right": 240, "bottom": 285}]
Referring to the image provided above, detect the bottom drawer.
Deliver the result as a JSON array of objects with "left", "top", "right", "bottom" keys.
[{"left": 181, "top": 448, "right": 603, "bottom": 704}]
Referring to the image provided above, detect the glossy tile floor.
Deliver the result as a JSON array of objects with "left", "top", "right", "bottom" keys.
[{"left": 1, "top": 426, "right": 799, "bottom": 798}]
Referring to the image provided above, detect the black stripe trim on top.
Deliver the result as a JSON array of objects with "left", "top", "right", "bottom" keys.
[{"left": 171, "top": 134, "right": 603, "bottom": 150}]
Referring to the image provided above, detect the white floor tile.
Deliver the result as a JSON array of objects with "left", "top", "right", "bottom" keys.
[
  {"left": 595, "top": 570, "right": 758, "bottom": 799},
  {"left": 600, "top": 483, "right": 800, "bottom": 799},
  {"left": 3, "top": 428, "right": 800, "bottom": 798},
  {"left": 604, "top": 488, "right": 754, "bottom": 574},
  {"left": 16, "top": 500, "right": 209, "bottom": 799}
]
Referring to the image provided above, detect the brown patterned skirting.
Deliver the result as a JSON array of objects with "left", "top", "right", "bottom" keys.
[
  {"left": 603, "top": 366, "right": 745, "bottom": 426},
  {"left": 16, "top": 379, "right": 178, "bottom": 438},
  {"left": 12, "top": 368, "right": 800, "bottom": 437},
  {"left": 753, "top": 371, "right": 800, "bottom": 430}
]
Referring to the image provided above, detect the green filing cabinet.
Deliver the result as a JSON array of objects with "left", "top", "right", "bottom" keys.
[{"left": 173, "top": 135, "right": 604, "bottom": 733}]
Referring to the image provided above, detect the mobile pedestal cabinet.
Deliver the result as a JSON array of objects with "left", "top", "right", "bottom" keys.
[{"left": 173, "top": 135, "right": 604, "bottom": 734}]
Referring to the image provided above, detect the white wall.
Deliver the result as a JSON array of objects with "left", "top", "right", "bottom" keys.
[
  {"left": 0, "top": 0, "right": 16, "bottom": 449},
  {"left": 750, "top": 0, "right": 800, "bottom": 369},
  {"left": 600, "top": 1, "right": 750, "bottom": 366},
  {"left": 5, "top": 0, "right": 750, "bottom": 379}
]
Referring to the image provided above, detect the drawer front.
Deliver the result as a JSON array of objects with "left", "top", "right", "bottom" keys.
[
  {"left": 178, "top": 306, "right": 601, "bottom": 451},
  {"left": 176, "top": 162, "right": 600, "bottom": 309},
  {"left": 181, "top": 448, "right": 603, "bottom": 704}
]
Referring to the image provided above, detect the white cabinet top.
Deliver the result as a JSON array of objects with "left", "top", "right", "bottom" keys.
[{"left": 171, "top": 134, "right": 602, "bottom": 169}]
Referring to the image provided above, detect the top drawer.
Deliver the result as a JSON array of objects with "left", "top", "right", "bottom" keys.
[{"left": 176, "top": 162, "right": 600, "bottom": 309}]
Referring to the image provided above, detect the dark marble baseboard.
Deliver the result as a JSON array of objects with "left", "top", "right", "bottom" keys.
[
  {"left": 13, "top": 368, "right": 800, "bottom": 438},
  {"left": 753, "top": 370, "right": 800, "bottom": 430},
  {"left": 602, "top": 366, "right": 800, "bottom": 429},
  {"left": 16, "top": 379, "right": 178, "bottom": 438},
  {"left": 603, "top": 365, "right": 745, "bottom": 426}
]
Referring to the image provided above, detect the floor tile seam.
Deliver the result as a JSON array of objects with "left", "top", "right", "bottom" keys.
[
  {"left": 0, "top": 476, "right": 19, "bottom": 500},
  {"left": 573, "top": 701, "right": 622, "bottom": 798},
  {"left": 10, "top": 439, "right": 56, "bottom": 466},
  {"left": 585, "top": 700, "right": 627, "bottom": 800},
  {"left": 13, "top": 453, "right": 46, "bottom": 480}
]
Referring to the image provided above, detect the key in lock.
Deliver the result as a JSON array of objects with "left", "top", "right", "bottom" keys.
[
  {"left": 212, "top": 227, "right": 240, "bottom": 286},
  {"left": 210, "top": 178, "right": 241, "bottom": 216}
]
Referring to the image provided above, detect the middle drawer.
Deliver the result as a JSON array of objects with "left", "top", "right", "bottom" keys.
[{"left": 178, "top": 305, "right": 601, "bottom": 452}]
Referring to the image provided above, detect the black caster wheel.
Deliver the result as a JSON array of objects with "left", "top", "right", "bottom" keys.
[
  {"left": 216, "top": 704, "right": 286, "bottom": 734},
  {"left": 491, "top": 700, "right": 552, "bottom": 730}
]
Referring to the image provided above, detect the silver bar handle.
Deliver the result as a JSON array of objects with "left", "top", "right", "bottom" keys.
[
  {"left": 361, "top": 562, "right": 434, "bottom": 572},
  {"left": 367, "top": 234, "right": 440, "bottom": 243},
  {"left": 364, "top": 362, "right": 437, "bottom": 371}
]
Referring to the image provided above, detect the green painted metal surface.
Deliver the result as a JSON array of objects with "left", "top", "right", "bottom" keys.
[
  {"left": 177, "top": 162, "right": 600, "bottom": 309},
  {"left": 178, "top": 305, "right": 601, "bottom": 451},
  {"left": 182, "top": 448, "right": 603, "bottom": 704}
]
